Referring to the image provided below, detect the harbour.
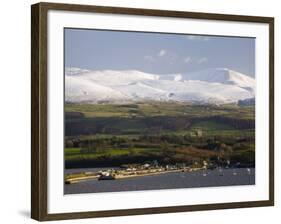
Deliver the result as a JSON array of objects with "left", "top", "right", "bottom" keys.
[{"left": 64, "top": 167, "right": 255, "bottom": 194}]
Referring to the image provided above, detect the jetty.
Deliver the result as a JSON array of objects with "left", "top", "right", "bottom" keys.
[{"left": 65, "top": 162, "right": 206, "bottom": 184}]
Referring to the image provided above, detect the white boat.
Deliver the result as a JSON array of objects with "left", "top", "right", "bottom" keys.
[{"left": 98, "top": 172, "right": 115, "bottom": 180}]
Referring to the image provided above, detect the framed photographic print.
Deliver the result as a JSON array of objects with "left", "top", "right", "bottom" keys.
[{"left": 31, "top": 2, "right": 274, "bottom": 221}]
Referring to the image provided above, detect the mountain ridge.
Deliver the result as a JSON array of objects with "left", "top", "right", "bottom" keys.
[{"left": 65, "top": 67, "right": 255, "bottom": 104}]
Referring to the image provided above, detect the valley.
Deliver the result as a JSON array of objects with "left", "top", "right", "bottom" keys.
[{"left": 64, "top": 102, "right": 255, "bottom": 169}]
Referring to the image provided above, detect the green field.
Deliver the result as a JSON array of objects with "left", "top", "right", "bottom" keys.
[
  {"left": 64, "top": 102, "right": 255, "bottom": 168},
  {"left": 65, "top": 102, "right": 254, "bottom": 119}
]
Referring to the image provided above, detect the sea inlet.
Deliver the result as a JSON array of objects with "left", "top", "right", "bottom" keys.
[{"left": 64, "top": 168, "right": 255, "bottom": 194}]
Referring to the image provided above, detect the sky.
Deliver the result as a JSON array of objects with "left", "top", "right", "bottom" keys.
[{"left": 65, "top": 28, "right": 255, "bottom": 77}]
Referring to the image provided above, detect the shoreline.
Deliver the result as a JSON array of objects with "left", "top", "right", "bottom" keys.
[
  {"left": 65, "top": 166, "right": 245, "bottom": 184},
  {"left": 65, "top": 168, "right": 192, "bottom": 184},
  {"left": 64, "top": 168, "right": 255, "bottom": 194}
]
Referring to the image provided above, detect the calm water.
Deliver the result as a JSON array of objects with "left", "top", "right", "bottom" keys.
[{"left": 64, "top": 168, "right": 255, "bottom": 194}]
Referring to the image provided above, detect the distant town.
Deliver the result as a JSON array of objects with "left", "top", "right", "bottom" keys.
[{"left": 65, "top": 159, "right": 252, "bottom": 184}]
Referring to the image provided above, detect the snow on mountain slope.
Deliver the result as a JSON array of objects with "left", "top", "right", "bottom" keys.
[
  {"left": 141, "top": 79, "right": 253, "bottom": 103},
  {"left": 65, "top": 67, "right": 91, "bottom": 76},
  {"left": 158, "top": 74, "right": 183, "bottom": 81},
  {"left": 182, "top": 68, "right": 255, "bottom": 92},
  {"left": 65, "top": 67, "right": 255, "bottom": 104},
  {"left": 114, "top": 81, "right": 168, "bottom": 101},
  {"left": 68, "top": 69, "right": 159, "bottom": 86},
  {"left": 65, "top": 75, "right": 131, "bottom": 103}
]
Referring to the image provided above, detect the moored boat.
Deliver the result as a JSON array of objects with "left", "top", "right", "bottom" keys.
[{"left": 98, "top": 172, "right": 115, "bottom": 180}]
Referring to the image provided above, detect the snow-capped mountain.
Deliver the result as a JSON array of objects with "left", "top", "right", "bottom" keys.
[{"left": 65, "top": 67, "right": 255, "bottom": 104}]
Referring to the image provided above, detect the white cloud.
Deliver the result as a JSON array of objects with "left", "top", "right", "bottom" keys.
[
  {"left": 158, "top": 49, "right": 167, "bottom": 57},
  {"left": 184, "top": 35, "right": 209, "bottom": 41},
  {"left": 197, "top": 57, "right": 208, "bottom": 64},
  {"left": 183, "top": 57, "right": 191, "bottom": 64},
  {"left": 144, "top": 49, "right": 169, "bottom": 62}
]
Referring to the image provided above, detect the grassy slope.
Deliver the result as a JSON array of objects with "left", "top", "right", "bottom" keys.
[
  {"left": 64, "top": 102, "right": 255, "bottom": 168},
  {"left": 65, "top": 102, "right": 254, "bottom": 119}
]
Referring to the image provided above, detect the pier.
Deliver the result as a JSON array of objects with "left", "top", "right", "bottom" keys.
[{"left": 65, "top": 164, "right": 205, "bottom": 184}]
